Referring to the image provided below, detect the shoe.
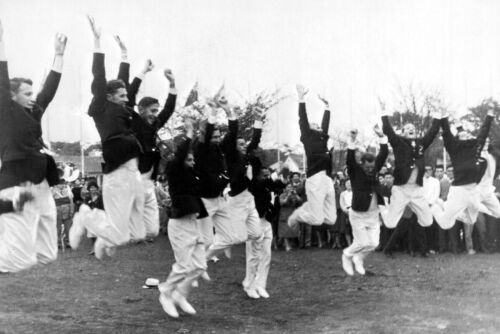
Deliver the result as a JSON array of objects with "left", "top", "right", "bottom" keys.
[
  {"left": 467, "top": 249, "right": 476, "bottom": 255},
  {"left": 210, "top": 256, "right": 219, "bottom": 263},
  {"left": 352, "top": 254, "right": 366, "bottom": 275},
  {"left": 245, "top": 288, "right": 260, "bottom": 299},
  {"left": 256, "top": 287, "right": 270, "bottom": 299},
  {"left": 159, "top": 293, "right": 179, "bottom": 318},
  {"left": 172, "top": 291, "right": 196, "bottom": 315},
  {"left": 106, "top": 246, "right": 116, "bottom": 257},
  {"left": 68, "top": 214, "right": 85, "bottom": 250},
  {"left": 201, "top": 271, "right": 211, "bottom": 281},
  {"left": 191, "top": 280, "right": 199, "bottom": 288},
  {"left": 341, "top": 254, "right": 354, "bottom": 276},
  {"left": 224, "top": 248, "right": 232, "bottom": 259},
  {"left": 94, "top": 238, "right": 107, "bottom": 260},
  {"left": 287, "top": 217, "right": 298, "bottom": 231}
]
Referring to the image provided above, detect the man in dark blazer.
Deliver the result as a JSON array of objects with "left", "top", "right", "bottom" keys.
[
  {"left": 0, "top": 19, "right": 67, "bottom": 272},
  {"left": 288, "top": 85, "right": 336, "bottom": 229},
  {"left": 380, "top": 100, "right": 442, "bottom": 229},
  {"left": 342, "top": 126, "right": 388, "bottom": 276}
]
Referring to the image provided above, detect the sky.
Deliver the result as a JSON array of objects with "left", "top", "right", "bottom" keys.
[{"left": 1, "top": 0, "right": 500, "bottom": 148}]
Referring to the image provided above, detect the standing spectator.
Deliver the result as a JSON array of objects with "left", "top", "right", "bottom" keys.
[
  {"left": 423, "top": 165, "right": 440, "bottom": 254},
  {"left": 52, "top": 164, "right": 76, "bottom": 250},
  {"left": 279, "top": 178, "right": 303, "bottom": 251},
  {"left": 437, "top": 166, "right": 460, "bottom": 253},
  {"left": 84, "top": 181, "right": 104, "bottom": 210},
  {"left": 71, "top": 178, "right": 84, "bottom": 212},
  {"left": 336, "top": 179, "right": 352, "bottom": 248}
]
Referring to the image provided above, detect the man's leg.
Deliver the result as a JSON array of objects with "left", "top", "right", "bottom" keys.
[
  {"left": 383, "top": 186, "right": 411, "bottom": 228},
  {"left": 432, "top": 185, "right": 474, "bottom": 230},
  {"left": 129, "top": 171, "right": 146, "bottom": 242},
  {"left": 289, "top": 173, "right": 328, "bottom": 227},
  {"left": 142, "top": 178, "right": 160, "bottom": 239},
  {"left": 0, "top": 186, "right": 38, "bottom": 272},
  {"left": 475, "top": 213, "right": 488, "bottom": 252},
  {"left": 383, "top": 218, "right": 409, "bottom": 254},
  {"left": 323, "top": 176, "right": 337, "bottom": 225},
  {"left": 34, "top": 180, "right": 58, "bottom": 264},
  {"left": 407, "top": 187, "right": 433, "bottom": 228},
  {"left": 254, "top": 219, "right": 273, "bottom": 296},
  {"left": 343, "top": 211, "right": 370, "bottom": 274}
]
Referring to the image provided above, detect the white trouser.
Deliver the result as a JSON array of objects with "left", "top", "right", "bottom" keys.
[
  {"left": 0, "top": 180, "right": 57, "bottom": 272},
  {"left": 141, "top": 174, "right": 159, "bottom": 239},
  {"left": 159, "top": 214, "right": 206, "bottom": 297},
  {"left": 343, "top": 208, "right": 380, "bottom": 258},
  {"left": 243, "top": 218, "right": 273, "bottom": 290},
  {"left": 199, "top": 196, "right": 227, "bottom": 250},
  {"left": 382, "top": 184, "right": 433, "bottom": 228},
  {"left": 80, "top": 159, "right": 145, "bottom": 246},
  {"left": 206, "top": 190, "right": 262, "bottom": 259},
  {"left": 432, "top": 183, "right": 489, "bottom": 230},
  {"left": 288, "top": 171, "right": 337, "bottom": 226},
  {"left": 477, "top": 185, "right": 500, "bottom": 218}
]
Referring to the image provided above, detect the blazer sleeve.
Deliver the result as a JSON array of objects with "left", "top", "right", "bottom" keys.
[
  {"left": 221, "top": 119, "right": 238, "bottom": 161},
  {"left": 35, "top": 70, "right": 62, "bottom": 111},
  {"left": 117, "top": 62, "right": 130, "bottom": 89},
  {"left": 0, "top": 199, "right": 14, "bottom": 214},
  {"left": 440, "top": 117, "right": 456, "bottom": 151},
  {"left": 88, "top": 53, "right": 107, "bottom": 117},
  {"left": 246, "top": 126, "right": 262, "bottom": 154},
  {"left": 421, "top": 118, "right": 441, "bottom": 149},
  {"left": 346, "top": 148, "right": 357, "bottom": 180},
  {"left": 382, "top": 115, "right": 398, "bottom": 145},
  {"left": 476, "top": 115, "right": 494, "bottom": 150},
  {"left": 321, "top": 109, "right": 330, "bottom": 134},
  {"left": 375, "top": 143, "right": 389, "bottom": 172},
  {"left": 299, "top": 102, "right": 311, "bottom": 140},
  {"left": 156, "top": 93, "right": 177, "bottom": 129},
  {"left": 173, "top": 137, "right": 192, "bottom": 168},
  {"left": 0, "top": 61, "right": 10, "bottom": 109},
  {"left": 127, "top": 77, "right": 142, "bottom": 108}
]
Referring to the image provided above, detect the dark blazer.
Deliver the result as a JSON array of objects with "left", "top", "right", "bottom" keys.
[
  {"left": 88, "top": 53, "right": 142, "bottom": 174},
  {"left": 0, "top": 61, "right": 61, "bottom": 190},
  {"left": 346, "top": 143, "right": 389, "bottom": 212},
  {"left": 194, "top": 122, "right": 229, "bottom": 198},
  {"left": 0, "top": 199, "right": 14, "bottom": 214},
  {"left": 441, "top": 116, "right": 493, "bottom": 186},
  {"left": 299, "top": 103, "right": 331, "bottom": 178},
  {"left": 250, "top": 177, "right": 286, "bottom": 221},
  {"left": 166, "top": 137, "right": 207, "bottom": 219},
  {"left": 382, "top": 115, "right": 440, "bottom": 186},
  {"left": 221, "top": 119, "right": 262, "bottom": 197}
]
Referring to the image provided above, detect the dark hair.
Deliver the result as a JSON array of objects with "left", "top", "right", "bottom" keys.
[
  {"left": 10, "top": 77, "right": 33, "bottom": 93},
  {"left": 106, "top": 79, "right": 126, "bottom": 95},
  {"left": 384, "top": 172, "right": 394, "bottom": 177},
  {"left": 138, "top": 96, "right": 159, "bottom": 109},
  {"left": 446, "top": 165, "right": 454, "bottom": 170},
  {"left": 360, "top": 153, "right": 375, "bottom": 164},
  {"left": 435, "top": 164, "right": 444, "bottom": 170},
  {"left": 87, "top": 181, "right": 99, "bottom": 191}
]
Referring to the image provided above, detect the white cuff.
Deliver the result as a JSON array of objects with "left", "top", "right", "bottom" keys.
[
  {"left": 136, "top": 73, "right": 145, "bottom": 80},
  {"left": 347, "top": 141, "right": 357, "bottom": 150},
  {"left": 378, "top": 136, "right": 388, "bottom": 145},
  {"left": 208, "top": 115, "right": 217, "bottom": 124},
  {"left": 299, "top": 99, "right": 305, "bottom": 103},
  {"left": 169, "top": 87, "right": 177, "bottom": 95},
  {"left": 254, "top": 120, "right": 263, "bottom": 129}
]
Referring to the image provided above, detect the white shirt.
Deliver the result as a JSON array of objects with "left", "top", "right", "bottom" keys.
[
  {"left": 339, "top": 190, "right": 352, "bottom": 213},
  {"left": 423, "top": 176, "right": 440, "bottom": 205}
]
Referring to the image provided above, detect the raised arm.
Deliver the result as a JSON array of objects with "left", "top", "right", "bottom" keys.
[
  {"left": 0, "top": 19, "right": 11, "bottom": 107},
  {"left": 346, "top": 130, "right": 358, "bottom": 179},
  {"left": 126, "top": 59, "right": 153, "bottom": 108},
  {"left": 440, "top": 116, "right": 455, "bottom": 150},
  {"left": 297, "top": 84, "right": 310, "bottom": 138},
  {"left": 379, "top": 99, "right": 398, "bottom": 145},
  {"left": 155, "top": 68, "right": 177, "bottom": 127},
  {"left": 421, "top": 117, "right": 441, "bottom": 149},
  {"left": 246, "top": 107, "right": 263, "bottom": 154},
  {"left": 476, "top": 106, "right": 495, "bottom": 148},
  {"left": 374, "top": 124, "right": 389, "bottom": 171},
  {"left": 318, "top": 95, "right": 331, "bottom": 134},
  {"left": 115, "top": 36, "right": 129, "bottom": 88},
  {"left": 219, "top": 98, "right": 239, "bottom": 158},
  {"left": 35, "top": 33, "right": 66, "bottom": 112},
  {"left": 173, "top": 119, "right": 194, "bottom": 167},
  {"left": 87, "top": 16, "right": 106, "bottom": 117}
]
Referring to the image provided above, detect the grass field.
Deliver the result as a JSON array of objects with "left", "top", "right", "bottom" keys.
[{"left": 1, "top": 235, "right": 500, "bottom": 334}]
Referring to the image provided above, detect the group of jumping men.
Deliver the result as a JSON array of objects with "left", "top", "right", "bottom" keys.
[{"left": 0, "top": 16, "right": 499, "bottom": 319}]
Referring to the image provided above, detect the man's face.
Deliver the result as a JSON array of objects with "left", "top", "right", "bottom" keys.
[
  {"left": 139, "top": 103, "right": 160, "bottom": 125},
  {"left": 258, "top": 168, "right": 271, "bottom": 181},
  {"left": 11, "top": 83, "right": 35, "bottom": 109},
  {"left": 211, "top": 130, "right": 221, "bottom": 145},
  {"left": 424, "top": 166, "right": 433, "bottom": 178},
  {"left": 378, "top": 175, "right": 384, "bottom": 184},
  {"left": 337, "top": 171, "right": 345, "bottom": 180},
  {"left": 402, "top": 123, "right": 416, "bottom": 139},
  {"left": 345, "top": 180, "right": 351, "bottom": 190},
  {"left": 89, "top": 186, "right": 98, "bottom": 197},
  {"left": 457, "top": 130, "right": 473, "bottom": 140},
  {"left": 384, "top": 175, "right": 394, "bottom": 187},
  {"left": 291, "top": 174, "right": 300, "bottom": 184},
  {"left": 107, "top": 88, "right": 128, "bottom": 106},
  {"left": 184, "top": 153, "right": 195, "bottom": 169},
  {"left": 435, "top": 168, "right": 444, "bottom": 180},
  {"left": 361, "top": 161, "right": 376, "bottom": 176},
  {"left": 446, "top": 167, "right": 454, "bottom": 180},
  {"left": 236, "top": 139, "right": 247, "bottom": 155}
]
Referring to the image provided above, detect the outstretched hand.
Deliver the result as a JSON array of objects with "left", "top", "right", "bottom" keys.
[
  {"left": 16, "top": 191, "right": 34, "bottom": 211},
  {"left": 296, "top": 84, "right": 308, "bottom": 100},
  {"left": 87, "top": 15, "right": 101, "bottom": 40},
  {"left": 253, "top": 106, "right": 265, "bottom": 121},
  {"left": 317, "top": 94, "right": 329, "bottom": 107},
  {"left": 140, "top": 59, "right": 154, "bottom": 74},
  {"left": 114, "top": 35, "right": 127, "bottom": 57},
  {"left": 349, "top": 129, "right": 358, "bottom": 143},
  {"left": 164, "top": 68, "right": 175, "bottom": 83},
  {"left": 373, "top": 124, "right": 384, "bottom": 138},
  {"left": 54, "top": 33, "right": 68, "bottom": 56},
  {"left": 377, "top": 97, "right": 386, "bottom": 112}
]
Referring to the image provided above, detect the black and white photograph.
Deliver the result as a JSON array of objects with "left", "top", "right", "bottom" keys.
[{"left": 1, "top": 0, "right": 500, "bottom": 333}]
